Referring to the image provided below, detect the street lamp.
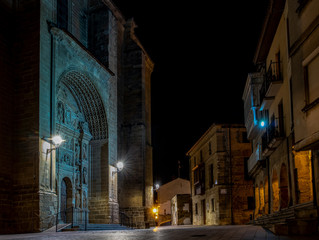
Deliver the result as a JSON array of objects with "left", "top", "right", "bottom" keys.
[
  {"left": 260, "top": 120, "right": 266, "bottom": 128},
  {"left": 112, "top": 161, "right": 124, "bottom": 176},
  {"left": 52, "top": 135, "right": 64, "bottom": 146},
  {"left": 116, "top": 161, "right": 124, "bottom": 172},
  {"left": 43, "top": 135, "right": 65, "bottom": 154}
]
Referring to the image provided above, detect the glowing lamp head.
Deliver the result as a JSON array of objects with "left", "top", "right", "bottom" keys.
[
  {"left": 116, "top": 162, "right": 124, "bottom": 171},
  {"left": 52, "top": 135, "right": 64, "bottom": 146},
  {"left": 155, "top": 184, "right": 160, "bottom": 190},
  {"left": 260, "top": 121, "right": 265, "bottom": 127},
  {"left": 152, "top": 208, "right": 157, "bottom": 213}
]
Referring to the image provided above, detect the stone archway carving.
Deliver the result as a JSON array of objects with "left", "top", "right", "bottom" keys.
[
  {"left": 58, "top": 70, "right": 108, "bottom": 140},
  {"left": 56, "top": 70, "right": 114, "bottom": 224}
]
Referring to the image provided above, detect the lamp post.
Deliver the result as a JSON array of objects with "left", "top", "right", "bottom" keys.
[{"left": 111, "top": 161, "right": 124, "bottom": 223}]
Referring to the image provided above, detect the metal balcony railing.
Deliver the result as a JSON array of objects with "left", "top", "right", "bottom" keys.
[
  {"left": 261, "top": 118, "right": 284, "bottom": 154},
  {"left": 260, "top": 61, "right": 282, "bottom": 105}
]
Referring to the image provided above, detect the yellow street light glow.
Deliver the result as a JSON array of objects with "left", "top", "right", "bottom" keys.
[{"left": 152, "top": 208, "right": 157, "bottom": 213}]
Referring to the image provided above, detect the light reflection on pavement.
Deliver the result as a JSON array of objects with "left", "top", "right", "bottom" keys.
[{"left": 1, "top": 225, "right": 319, "bottom": 240}]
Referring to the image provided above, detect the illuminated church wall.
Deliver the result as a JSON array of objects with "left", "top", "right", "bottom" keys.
[{"left": 0, "top": 0, "right": 153, "bottom": 233}]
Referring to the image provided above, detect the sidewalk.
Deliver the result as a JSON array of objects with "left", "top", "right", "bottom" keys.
[{"left": 0, "top": 225, "right": 318, "bottom": 240}]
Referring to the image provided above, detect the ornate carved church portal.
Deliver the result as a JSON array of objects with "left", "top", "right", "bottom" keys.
[
  {"left": 56, "top": 70, "right": 115, "bottom": 224},
  {"left": 0, "top": 0, "right": 154, "bottom": 232}
]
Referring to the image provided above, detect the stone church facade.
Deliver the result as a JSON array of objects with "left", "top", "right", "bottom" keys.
[{"left": 0, "top": 0, "right": 154, "bottom": 233}]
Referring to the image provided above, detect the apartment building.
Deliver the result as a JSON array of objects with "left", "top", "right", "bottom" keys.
[
  {"left": 242, "top": 0, "right": 319, "bottom": 234},
  {"left": 187, "top": 124, "right": 253, "bottom": 225}
]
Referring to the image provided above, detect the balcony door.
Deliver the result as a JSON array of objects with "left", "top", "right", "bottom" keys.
[{"left": 201, "top": 199, "right": 206, "bottom": 225}]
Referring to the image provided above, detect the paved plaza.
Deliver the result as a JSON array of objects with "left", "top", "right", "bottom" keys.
[{"left": 1, "top": 225, "right": 319, "bottom": 240}]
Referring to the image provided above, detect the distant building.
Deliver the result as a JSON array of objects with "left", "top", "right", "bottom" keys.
[
  {"left": 171, "top": 194, "right": 191, "bottom": 225},
  {"left": 156, "top": 178, "right": 191, "bottom": 224},
  {"left": 242, "top": 0, "right": 319, "bottom": 235},
  {"left": 187, "top": 124, "right": 254, "bottom": 225}
]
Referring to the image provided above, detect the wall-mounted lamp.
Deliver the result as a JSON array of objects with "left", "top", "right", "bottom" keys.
[
  {"left": 112, "top": 161, "right": 124, "bottom": 176},
  {"left": 43, "top": 135, "right": 65, "bottom": 154},
  {"left": 260, "top": 120, "right": 266, "bottom": 127},
  {"left": 116, "top": 161, "right": 124, "bottom": 172}
]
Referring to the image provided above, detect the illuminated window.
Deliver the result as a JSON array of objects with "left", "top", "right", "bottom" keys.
[
  {"left": 272, "top": 170, "right": 280, "bottom": 212},
  {"left": 293, "top": 150, "right": 313, "bottom": 204},
  {"left": 57, "top": 0, "right": 68, "bottom": 30}
]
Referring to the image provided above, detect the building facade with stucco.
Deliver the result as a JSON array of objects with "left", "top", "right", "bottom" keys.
[{"left": 242, "top": 0, "right": 319, "bottom": 235}]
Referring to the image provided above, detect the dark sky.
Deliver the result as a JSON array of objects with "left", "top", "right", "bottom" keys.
[{"left": 113, "top": 1, "right": 269, "bottom": 185}]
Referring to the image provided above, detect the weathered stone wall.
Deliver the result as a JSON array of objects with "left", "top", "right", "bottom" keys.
[
  {"left": 117, "top": 20, "right": 154, "bottom": 228},
  {"left": 0, "top": 1, "right": 14, "bottom": 233},
  {"left": 229, "top": 128, "right": 254, "bottom": 225},
  {"left": 11, "top": 0, "right": 41, "bottom": 233},
  {"left": 0, "top": 0, "right": 153, "bottom": 232},
  {"left": 171, "top": 194, "right": 191, "bottom": 225},
  {"left": 189, "top": 125, "right": 253, "bottom": 226},
  {"left": 88, "top": 4, "right": 109, "bottom": 66}
]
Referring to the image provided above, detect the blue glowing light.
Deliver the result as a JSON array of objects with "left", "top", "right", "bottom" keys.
[{"left": 260, "top": 121, "right": 265, "bottom": 127}]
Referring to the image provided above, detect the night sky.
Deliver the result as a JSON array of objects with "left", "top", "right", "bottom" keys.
[{"left": 113, "top": 0, "right": 269, "bottom": 185}]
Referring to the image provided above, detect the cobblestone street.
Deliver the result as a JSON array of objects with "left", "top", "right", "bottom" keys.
[{"left": 1, "top": 225, "right": 319, "bottom": 240}]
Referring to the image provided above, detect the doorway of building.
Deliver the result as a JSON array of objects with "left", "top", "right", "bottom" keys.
[
  {"left": 60, "top": 177, "right": 72, "bottom": 223},
  {"left": 201, "top": 199, "right": 206, "bottom": 225},
  {"left": 280, "top": 164, "right": 289, "bottom": 209}
]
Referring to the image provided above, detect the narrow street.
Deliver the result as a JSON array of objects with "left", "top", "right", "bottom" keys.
[{"left": 1, "top": 225, "right": 318, "bottom": 240}]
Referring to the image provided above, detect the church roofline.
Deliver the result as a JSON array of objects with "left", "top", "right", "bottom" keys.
[{"left": 48, "top": 22, "right": 115, "bottom": 77}]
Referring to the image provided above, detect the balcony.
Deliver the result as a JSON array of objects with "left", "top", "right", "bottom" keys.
[
  {"left": 259, "top": 61, "right": 283, "bottom": 110},
  {"left": 248, "top": 144, "right": 265, "bottom": 177},
  {"left": 243, "top": 73, "right": 263, "bottom": 139},
  {"left": 261, "top": 118, "right": 284, "bottom": 157},
  {"left": 193, "top": 163, "right": 205, "bottom": 195}
]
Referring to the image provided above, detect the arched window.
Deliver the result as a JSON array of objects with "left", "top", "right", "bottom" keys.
[{"left": 57, "top": 0, "right": 68, "bottom": 30}]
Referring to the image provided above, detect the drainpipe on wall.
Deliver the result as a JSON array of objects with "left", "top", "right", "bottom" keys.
[
  {"left": 228, "top": 128, "right": 233, "bottom": 225},
  {"left": 267, "top": 157, "right": 271, "bottom": 214},
  {"left": 286, "top": 137, "right": 293, "bottom": 207},
  {"left": 311, "top": 151, "right": 317, "bottom": 207}
]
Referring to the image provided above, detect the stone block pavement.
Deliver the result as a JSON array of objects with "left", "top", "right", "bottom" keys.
[{"left": 1, "top": 225, "right": 319, "bottom": 240}]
